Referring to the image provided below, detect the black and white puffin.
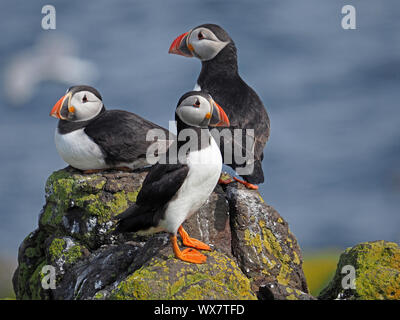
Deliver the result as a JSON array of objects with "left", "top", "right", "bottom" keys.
[
  {"left": 50, "top": 85, "right": 170, "bottom": 173},
  {"left": 115, "top": 91, "right": 230, "bottom": 264},
  {"left": 169, "top": 24, "right": 270, "bottom": 189}
]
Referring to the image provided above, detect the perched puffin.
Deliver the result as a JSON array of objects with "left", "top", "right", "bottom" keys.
[
  {"left": 50, "top": 85, "right": 171, "bottom": 173},
  {"left": 115, "top": 91, "right": 230, "bottom": 264},
  {"left": 169, "top": 24, "right": 270, "bottom": 189}
]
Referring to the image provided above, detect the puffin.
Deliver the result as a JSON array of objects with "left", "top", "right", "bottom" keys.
[
  {"left": 50, "top": 85, "right": 171, "bottom": 173},
  {"left": 169, "top": 24, "right": 270, "bottom": 190},
  {"left": 115, "top": 91, "right": 230, "bottom": 264}
]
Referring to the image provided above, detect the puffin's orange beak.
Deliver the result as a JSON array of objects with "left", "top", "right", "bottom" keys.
[
  {"left": 168, "top": 31, "right": 193, "bottom": 57},
  {"left": 210, "top": 100, "right": 230, "bottom": 127},
  {"left": 50, "top": 95, "right": 66, "bottom": 119}
]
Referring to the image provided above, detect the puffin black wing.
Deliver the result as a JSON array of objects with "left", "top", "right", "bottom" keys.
[
  {"left": 115, "top": 163, "right": 189, "bottom": 233},
  {"left": 84, "top": 110, "right": 170, "bottom": 166}
]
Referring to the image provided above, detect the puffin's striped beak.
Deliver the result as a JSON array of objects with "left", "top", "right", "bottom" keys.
[
  {"left": 168, "top": 31, "right": 193, "bottom": 57},
  {"left": 50, "top": 93, "right": 71, "bottom": 120},
  {"left": 209, "top": 100, "right": 230, "bottom": 127},
  {"left": 50, "top": 95, "right": 66, "bottom": 119}
]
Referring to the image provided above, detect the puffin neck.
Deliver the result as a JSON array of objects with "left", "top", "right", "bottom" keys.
[
  {"left": 175, "top": 117, "right": 212, "bottom": 151},
  {"left": 57, "top": 105, "right": 106, "bottom": 134},
  {"left": 199, "top": 43, "right": 239, "bottom": 80}
]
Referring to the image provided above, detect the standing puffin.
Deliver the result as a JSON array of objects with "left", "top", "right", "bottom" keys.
[
  {"left": 50, "top": 85, "right": 171, "bottom": 173},
  {"left": 115, "top": 91, "right": 230, "bottom": 264},
  {"left": 169, "top": 24, "right": 270, "bottom": 189}
]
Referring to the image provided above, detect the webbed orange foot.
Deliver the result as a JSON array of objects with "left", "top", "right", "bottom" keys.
[
  {"left": 178, "top": 226, "right": 211, "bottom": 251},
  {"left": 171, "top": 235, "right": 207, "bottom": 264}
]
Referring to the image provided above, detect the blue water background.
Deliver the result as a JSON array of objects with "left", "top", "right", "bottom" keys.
[{"left": 0, "top": 0, "right": 399, "bottom": 260}]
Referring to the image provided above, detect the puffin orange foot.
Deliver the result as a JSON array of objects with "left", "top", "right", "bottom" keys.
[
  {"left": 178, "top": 226, "right": 211, "bottom": 251},
  {"left": 83, "top": 169, "right": 103, "bottom": 174},
  {"left": 233, "top": 177, "right": 259, "bottom": 190},
  {"left": 178, "top": 248, "right": 207, "bottom": 264},
  {"left": 171, "top": 235, "right": 207, "bottom": 264}
]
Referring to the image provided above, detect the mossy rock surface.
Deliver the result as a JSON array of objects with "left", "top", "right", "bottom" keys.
[
  {"left": 109, "top": 249, "right": 256, "bottom": 300},
  {"left": 13, "top": 167, "right": 309, "bottom": 300},
  {"left": 40, "top": 167, "right": 145, "bottom": 249},
  {"left": 258, "top": 281, "right": 316, "bottom": 300},
  {"left": 13, "top": 167, "right": 144, "bottom": 300},
  {"left": 226, "top": 184, "right": 308, "bottom": 293},
  {"left": 319, "top": 240, "right": 400, "bottom": 300}
]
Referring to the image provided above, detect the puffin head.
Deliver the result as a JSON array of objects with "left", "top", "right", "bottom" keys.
[
  {"left": 50, "top": 85, "right": 104, "bottom": 122},
  {"left": 175, "top": 91, "right": 230, "bottom": 128},
  {"left": 169, "top": 24, "right": 233, "bottom": 61}
]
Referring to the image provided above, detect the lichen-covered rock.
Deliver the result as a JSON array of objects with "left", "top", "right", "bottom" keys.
[
  {"left": 258, "top": 281, "right": 315, "bottom": 300},
  {"left": 107, "top": 244, "right": 256, "bottom": 300},
  {"left": 13, "top": 167, "right": 144, "bottom": 300},
  {"left": 182, "top": 185, "right": 231, "bottom": 256},
  {"left": 318, "top": 241, "right": 400, "bottom": 300},
  {"left": 226, "top": 184, "right": 308, "bottom": 294},
  {"left": 40, "top": 167, "right": 146, "bottom": 249},
  {"left": 13, "top": 167, "right": 309, "bottom": 300}
]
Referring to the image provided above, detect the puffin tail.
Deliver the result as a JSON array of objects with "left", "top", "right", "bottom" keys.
[
  {"left": 114, "top": 204, "right": 141, "bottom": 233},
  {"left": 114, "top": 204, "right": 156, "bottom": 234}
]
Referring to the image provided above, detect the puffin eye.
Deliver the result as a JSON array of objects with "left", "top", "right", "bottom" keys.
[
  {"left": 198, "top": 31, "right": 205, "bottom": 40},
  {"left": 193, "top": 99, "right": 200, "bottom": 108},
  {"left": 82, "top": 95, "right": 88, "bottom": 103}
]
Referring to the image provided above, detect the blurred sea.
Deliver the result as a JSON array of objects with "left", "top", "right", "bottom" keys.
[{"left": 0, "top": 0, "right": 399, "bottom": 266}]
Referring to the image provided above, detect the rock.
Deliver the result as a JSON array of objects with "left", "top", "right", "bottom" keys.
[
  {"left": 227, "top": 184, "right": 308, "bottom": 294},
  {"left": 13, "top": 167, "right": 309, "bottom": 300},
  {"left": 318, "top": 241, "right": 400, "bottom": 300},
  {"left": 106, "top": 244, "right": 256, "bottom": 300},
  {"left": 39, "top": 167, "right": 146, "bottom": 249},
  {"left": 258, "top": 281, "right": 316, "bottom": 300},
  {"left": 182, "top": 185, "right": 231, "bottom": 256}
]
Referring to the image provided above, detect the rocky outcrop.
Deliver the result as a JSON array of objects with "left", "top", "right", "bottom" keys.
[
  {"left": 258, "top": 281, "right": 316, "bottom": 300},
  {"left": 319, "top": 241, "right": 400, "bottom": 300},
  {"left": 13, "top": 167, "right": 309, "bottom": 300}
]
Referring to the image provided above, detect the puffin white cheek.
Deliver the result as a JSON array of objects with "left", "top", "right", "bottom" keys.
[
  {"left": 74, "top": 102, "right": 102, "bottom": 121},
  {"left": 177, "top": 107, "right": 205, "bottom": 126},
  {"left": 194, "top": 40, "right": 228, "bottom": 61}
]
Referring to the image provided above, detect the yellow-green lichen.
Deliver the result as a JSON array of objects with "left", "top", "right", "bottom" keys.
[
  {"left": 41, "top": 169, "right": 141, "bottom": 229},
  {"left": 293, "top": 251, "right": 300, "bottom": 265},
  {"left": 28, "top": 261, "right": 48, "bottom": 300},
  {"left": 319, "top": 241, "right": 400, "bottom": 300},
  {"left": 276, "top": 264, "right": 292, "bottom": 286},
  {"left": 109, "top": 250, "right": 256, "bottom": 300},
  {"left": 64, "top": 244, "right": 83, "bottom": 264},
  {"left": 49, "top": 238, "right": 65, "bottom": 260},
  {"left": 48, "top": 238, "right": 83, "bottom": 264}
]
